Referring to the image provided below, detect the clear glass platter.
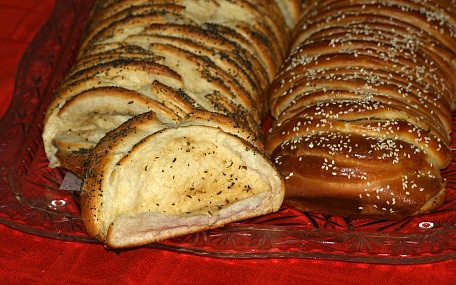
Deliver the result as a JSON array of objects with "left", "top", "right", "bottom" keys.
[{"left": 0, "top": 0, "right": 455, "bottom": 264}]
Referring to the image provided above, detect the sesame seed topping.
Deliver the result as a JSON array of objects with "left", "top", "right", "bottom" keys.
[{"left": 267, "top": 0, "right": 452, "bottom": 219}]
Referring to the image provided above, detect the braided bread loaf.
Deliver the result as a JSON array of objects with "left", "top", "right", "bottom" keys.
[
  {"left": 266, "top": 0, "right": 455, "bottom": 219},
  {"left": 42, "top": 0, "right": 303, "bottom": 248}
]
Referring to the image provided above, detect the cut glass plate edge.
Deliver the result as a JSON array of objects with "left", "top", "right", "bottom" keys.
[{"left": 0, "top": 0, "right": 455, "bottom": 264}]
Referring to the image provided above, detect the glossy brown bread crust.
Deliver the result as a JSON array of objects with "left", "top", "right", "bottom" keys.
[{"left": 266, "top": 0, "right": 456, "bottom": 219}]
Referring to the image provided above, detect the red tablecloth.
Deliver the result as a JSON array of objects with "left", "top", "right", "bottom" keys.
[{"left": 0, "top": 1, "right": 454, "bottom": 284}]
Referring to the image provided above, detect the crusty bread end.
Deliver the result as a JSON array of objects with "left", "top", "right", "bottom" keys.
[{"left": 81, "top": 112, "right": 284, "bottom": 248}]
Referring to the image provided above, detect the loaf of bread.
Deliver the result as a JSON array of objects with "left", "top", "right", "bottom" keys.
[
  {"left": 266, "top": 0, "right": 455, "bottom": 219},
  {"left": 42, "top": 0, "right": 303, "bottom": 248}
]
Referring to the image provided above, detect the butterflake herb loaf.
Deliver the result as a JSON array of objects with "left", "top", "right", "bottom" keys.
[{"left": 42, "top": 0, "right": 302, "bottom": 248}]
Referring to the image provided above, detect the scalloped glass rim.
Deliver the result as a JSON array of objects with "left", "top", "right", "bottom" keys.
[{"left": 0, "top": 0, "right": 455, "bottom": 264}]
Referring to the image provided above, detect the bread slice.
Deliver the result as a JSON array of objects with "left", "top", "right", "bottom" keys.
[
  {"left": 43, "top": 86, "right": 183, "bottom": 170},
  {"left": 79, "top": 4, "right": 194, "bottom": 54},
  {"left": 81, "top": 111, "right": 284, "bottom": 248},
  {"left": 42, "top": 60, "right": 185, "bottom": 169},
  {"left": 141, "top": 23, "right": 270, "bottom": 92},
  {"left": 273, "top": 0, "right": 304, "bottom": 28}
]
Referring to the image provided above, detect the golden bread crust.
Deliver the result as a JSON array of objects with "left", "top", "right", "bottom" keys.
[{"left": 266, "top": 0, "right": 455, "bottom": 220}]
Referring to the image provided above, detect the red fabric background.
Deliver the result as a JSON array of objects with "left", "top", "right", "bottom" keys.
[{"left": 0, "top": 1, "right": 454, "bottom": 284}]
